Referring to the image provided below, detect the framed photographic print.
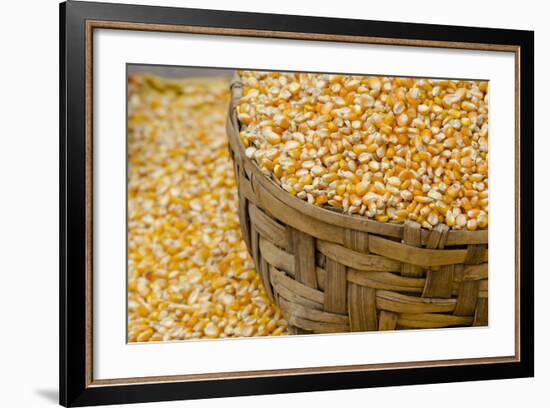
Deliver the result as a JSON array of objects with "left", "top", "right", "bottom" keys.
[{"left": 59, "top": 0, "right": 534, "bottom": 406}]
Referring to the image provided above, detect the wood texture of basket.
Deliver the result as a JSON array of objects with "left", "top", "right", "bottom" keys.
[{"left": 226, "top": 77, "right": 489, "bottom": 334}]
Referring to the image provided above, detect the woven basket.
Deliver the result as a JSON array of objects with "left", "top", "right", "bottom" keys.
[{"left": 226, "top": 76, "right": 488, "bottom": 334}]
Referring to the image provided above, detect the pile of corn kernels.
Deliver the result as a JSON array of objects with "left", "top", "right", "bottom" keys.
[
  {"left": 237, "top": 71, "right": 489, "bottom": 231},
  {"left": 127, "top": 74, "right": 288, "bottom": 342}
]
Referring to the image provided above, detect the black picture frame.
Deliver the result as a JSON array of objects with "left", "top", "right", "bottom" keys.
[{"left": 60, "top": 1, "right": 534, "bottom": 406}]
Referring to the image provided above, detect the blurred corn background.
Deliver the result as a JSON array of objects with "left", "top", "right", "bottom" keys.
[{"left": 127, "top": 66, "right": 288, "bottom": 342}]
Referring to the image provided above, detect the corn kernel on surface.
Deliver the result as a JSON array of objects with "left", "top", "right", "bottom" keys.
[{"left": 127, "top": 74, "right": 288, "bottom": 342}]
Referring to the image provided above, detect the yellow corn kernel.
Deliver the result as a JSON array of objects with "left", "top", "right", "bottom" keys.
[
  {"left": 127, "top": 75, "right": 289, "bottom": 342},
  {"left": 236, "top": 71, "right": 488, "bottom": 231}
]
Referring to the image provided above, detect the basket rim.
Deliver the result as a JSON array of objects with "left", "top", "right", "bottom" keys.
[{"left": 227, "top": 73, "right": 488, "bottom": 245}]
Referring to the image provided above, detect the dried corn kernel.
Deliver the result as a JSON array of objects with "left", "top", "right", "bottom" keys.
[
  {"left": 237, "top": 71, "right": 489, "bottom": 230},
  {"left": 127, "top": 74, "right": 288, "bottom": 342}
]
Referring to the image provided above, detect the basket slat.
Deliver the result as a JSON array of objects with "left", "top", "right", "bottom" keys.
[
  {"left": 370, "top": 235, "right": 484, "bottom": 267},
  {"left": 473, "top": 298, "right": 489, "bottom": 326},
  {"left": 347, "top": 270, "right": 425, "bottom": 294},
  {"left": 376, "top": 290, "right": 456, "bottom": 314},
  {"left": 344, "top": 229, "right": 370, "bottom": 253},
  {"left": 348, "top": 284, "right": 378, "bottom": 331},
  {"left": 248, "top": 203, "right": 288, "bottom": 250},
  {"left": 274, "top": 281, "right": 324, "bottom": 311},
  {"left": 324, "top": 258, "right": 348, "bottom": 314},
  {"left": 270, "top": 266, "right": 324, "bottom": 304},
  {"left": 379, "top": 311, "right": 399, "bottom": 331},
  {"left": 317, "top": 240, "right": 401, "bottom": 272},
  {"left": 291, "top": 228, "right": 318, "bottom": 289},
  {"left": 279, "top": 297, "right": 348, "bottom": 325},
  {"left": 454, "top": 280, "right": 482, "bottom": 316},
  {"left": 422, "top": 265, "right": 455, "bottom": 298},
  {"left": 259, "top": 236, "right": 294, "bottom": 275},
  {"left": 401, "top": 221, "right": 424, "bottom": 277},
  {"left": 398, "top": 313, "right": 473, "bottom": 329}
]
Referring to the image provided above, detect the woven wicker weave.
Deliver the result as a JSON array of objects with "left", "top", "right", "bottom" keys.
[{"left": 226, "top": 76, "right": 488, "bottom": 334}]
